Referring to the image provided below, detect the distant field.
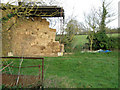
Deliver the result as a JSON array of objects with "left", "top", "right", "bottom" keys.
[
  {"left": 73, "top": 33, "right": 119, "bottom": 47},
  {"left": 56, "top": 33, "right": 119, "bottom": 47},
  {"left": 107, "top": 33, "right": 119, "bottom": 37},
  {"left": 73, "top": 35, "right": 88, "bottom": 47}
]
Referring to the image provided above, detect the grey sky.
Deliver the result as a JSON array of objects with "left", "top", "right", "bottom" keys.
[
  {"left": 118, "top": 1, "right": 120, "bottom": 27},
  {"left": 61, "top": 0, "right": 119, "bottom": 28}
]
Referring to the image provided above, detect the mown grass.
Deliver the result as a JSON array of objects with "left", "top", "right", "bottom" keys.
[
  {"left": 44, "top": 51, "right": 118, "bottom": 88},
  {"left": 2, "top": 51, "right": 118, "bottom": 88}
]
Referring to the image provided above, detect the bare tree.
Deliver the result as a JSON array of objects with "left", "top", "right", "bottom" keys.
[
  {"left": 84, "top": 8, "right": 98, "bottom": 51},
  {"left": 83, "top": 0, "right": 116, "bottom": 51}
]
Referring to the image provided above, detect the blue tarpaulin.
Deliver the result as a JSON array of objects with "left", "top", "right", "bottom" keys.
[{"left": 98, "top": 50, "right": 111, "bottom": 53}]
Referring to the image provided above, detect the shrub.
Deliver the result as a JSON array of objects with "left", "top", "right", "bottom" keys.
[
  {"left": 92, "top": 31, "right": 109, "bottom": 50},
  {"left": 72, "top": 45, "right": 83, "bottom": 52},
  {"left": 87, "top": 31, "right": 109, "bottom": 50},
  {"left": 56, "top": 35, "right": 74, "bottom": 52},
  {"left": 108, "top": 37, "right": 118, "bottom": 50},
  {"left": 87, "top": 31, "right": 119, "bottom": 50}
]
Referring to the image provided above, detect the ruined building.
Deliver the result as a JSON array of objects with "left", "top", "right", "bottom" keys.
[{"left": 2, "top": 5, "right": 64, "bottom": 57}]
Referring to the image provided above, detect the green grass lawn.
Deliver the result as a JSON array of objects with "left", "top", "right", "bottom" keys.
[
  {"left": 73, "top": 35, "right": 88, "bottom": 47},
  {"left": 73, "top": 33, "right": 119, "bottom": 47},
  {"left": 107, "top": 33, "right": 119, "bottom": 37},
  {"left": 3, "top": 51, "right": 118, "bottom": 88},
  {"left": 44, "top": 51, "right": 118, "bottom": 88}
]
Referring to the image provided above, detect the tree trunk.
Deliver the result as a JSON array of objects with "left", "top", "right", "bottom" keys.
[{"left": 90, "top": 40, "right": 93, "bottom": 51}]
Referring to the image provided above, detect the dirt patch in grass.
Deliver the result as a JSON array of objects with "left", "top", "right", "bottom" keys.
[{"left": 2, "top": 73, "right": 42, "bottom": 88}]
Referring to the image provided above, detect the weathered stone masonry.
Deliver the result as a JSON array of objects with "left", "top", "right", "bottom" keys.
[{"left": 2, "top": 16, "right": 64, "bottom": 57}]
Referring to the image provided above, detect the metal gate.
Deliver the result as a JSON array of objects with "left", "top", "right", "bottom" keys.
[{"left": 1, "top": 57, "right": 44, "bottom": 89}]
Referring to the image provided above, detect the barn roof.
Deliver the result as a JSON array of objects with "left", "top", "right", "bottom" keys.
[
  {"left": 1, "top": 2, "right": 64, "bottom": 18},
  {"left": 18, "top": 6, "right": 64, "bottom": 18}
]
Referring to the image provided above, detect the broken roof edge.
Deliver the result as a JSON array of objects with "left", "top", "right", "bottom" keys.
[
  {"left": 1, "top": 4, "right": 65, "bottom": 18},
  {"left": 26, "top": 5, "right": 64, "bottom": 8},
  {"left": 1, "top": 2, "right": 64, "bottom": 9},
  {"left": 18, "top": 6, "right": 64, "bottom": 18}
]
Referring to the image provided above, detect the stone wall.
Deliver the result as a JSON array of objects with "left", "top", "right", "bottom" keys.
[{"left": 2, "top": 16, "right": 64, "bottom": 57}]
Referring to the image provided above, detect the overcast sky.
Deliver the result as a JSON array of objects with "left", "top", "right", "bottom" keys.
[
  {"left": 1, "top": 0, "right": 119, "bottom": 29},
  {"left": 61, "top": 0, "right": 119, "bottom": 28}
]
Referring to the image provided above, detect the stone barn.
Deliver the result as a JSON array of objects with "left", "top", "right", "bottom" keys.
[{"left": 2, "top": 5, "right": 64, "bottom": 57}]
